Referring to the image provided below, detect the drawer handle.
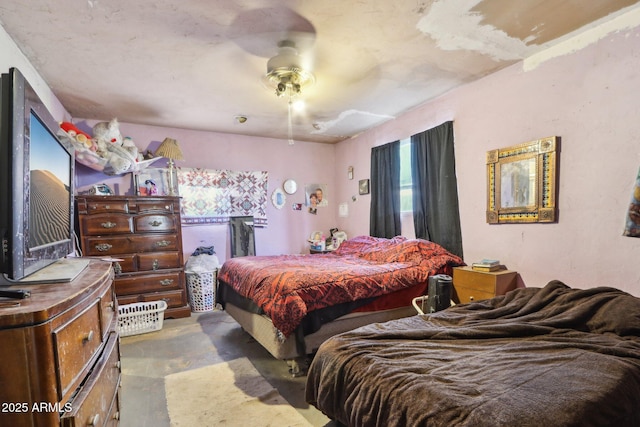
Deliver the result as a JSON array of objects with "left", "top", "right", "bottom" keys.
[
  {"left": 152, "top": 259, "right": 159, "bottom": 270},
  {"left": 95, "top": 243, "right": 113, "bottom": 252},
  {"left": 160, "top": 279, "right": 174, "bottom": 286},
  {"left": 83, "top": 330, "right": 94, "bottom": 343},
  {"left": 155, "top": 240, "right": 171, "bottom": 247},
  {"left": 101, "top": 221, "right": 117, "bottom": 229},
  {"left": 114, "top": 262, "right": 122, "bottom": 274},
  {"left": 469, "top": 296, "right": 475, "bottom": 301},
  {"left": 149, "top": 220, "right": 163, "bottom": 227},
  {"left": 88, "top": 413, "right": 100, "bottom": 426}
]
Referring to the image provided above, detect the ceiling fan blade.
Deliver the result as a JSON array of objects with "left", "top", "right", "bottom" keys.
[{"left": 226, "top": 6, "right": 316, "bottom": 58}]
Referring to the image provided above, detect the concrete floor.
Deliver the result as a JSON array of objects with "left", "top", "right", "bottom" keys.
[{"left": 119, "top": 308, "right": 338, "bottom": 427}]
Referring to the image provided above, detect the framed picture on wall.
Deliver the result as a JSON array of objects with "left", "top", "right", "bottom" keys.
[
  {"left": 305, "top": 183, "right": 329, "bottom": 208},
  {"left": 359, "top": 179, "right": 370, "bottom": 195}
]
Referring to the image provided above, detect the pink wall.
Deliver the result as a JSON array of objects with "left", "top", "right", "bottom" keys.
[
  {"left": 75, "top": 122, "right": 338, "bottom": 261},
  {"left": 335, "top": 26, "right": 640, "bottom": 295},
  {"left": 74, "top": 22, "right": 640, "bottom": 295}
]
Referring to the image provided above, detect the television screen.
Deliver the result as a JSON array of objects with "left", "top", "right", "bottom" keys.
[{"left": 28, "top": 111, "right": 72, "bottom": 250}]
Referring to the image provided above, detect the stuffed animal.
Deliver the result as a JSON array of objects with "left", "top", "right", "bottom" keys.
[
  {"left": 92, "top": 118, "right": 142, "bottom": 175},
  {"left": 122, "top": 137, "right": 144, "bottom": 162},
  {"left": 59, "top": 121, "right": 95, "bottom": 150},
  {"left": 92, "top": 118, "right": 123, "bottom": 157}
]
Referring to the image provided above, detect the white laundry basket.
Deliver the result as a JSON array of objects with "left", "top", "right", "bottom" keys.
[
  {"left": 117, "top": 300, "right": 167, "bottom": 337},
  {"left": 185, "top": 269, "right": 217, "bottom": 312}
]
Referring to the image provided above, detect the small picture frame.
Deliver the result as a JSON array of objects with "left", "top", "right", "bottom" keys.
[
  {"left": 135, "top": 168, "right": 171, "bottom": 196},
  {"left": 359, "top": 179, "right": 370, "bottom": 195}
]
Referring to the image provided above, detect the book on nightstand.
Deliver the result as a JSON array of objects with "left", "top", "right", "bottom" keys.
[{"left": 471, "top": 259, "right": 502, "bottom": 271}]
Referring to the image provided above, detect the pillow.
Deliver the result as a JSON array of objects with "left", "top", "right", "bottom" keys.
[
  {"left": 333, "top": 235, "right": 407, "bottom": 257},
  {"left": 585, "top": 291, "right": 640, "bottom": 337},
  {"left": 333, "top": 236, "right": 456, "bottom": 265}
]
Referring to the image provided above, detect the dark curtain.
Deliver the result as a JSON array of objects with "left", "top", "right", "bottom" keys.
[
  {"left": 411, "top": 121, "right": 463, "bottom": 257},
  {"left": 370, "top": 141, "right": 401, "bottom": 238}
]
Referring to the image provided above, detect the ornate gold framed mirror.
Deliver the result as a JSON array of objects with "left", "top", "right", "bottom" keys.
[{"left": 486, "top": 136, "right": 559, "bottom": 224}]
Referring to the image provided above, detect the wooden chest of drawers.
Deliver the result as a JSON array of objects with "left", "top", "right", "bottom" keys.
[
  {"left": 0, "top": 260, "right": 120, "bottom": 427},
  {"left": 76, "top": 195, "right": 191, "bottom": 318},
  {"left": 452, "top": 266, "right": 517, "bottom": 303}
]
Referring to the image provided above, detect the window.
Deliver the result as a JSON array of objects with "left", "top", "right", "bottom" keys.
[{"left": 399, "top": 138, "right": 412, "bottom": 212}]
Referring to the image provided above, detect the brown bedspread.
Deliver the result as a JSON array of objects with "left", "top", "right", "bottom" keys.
[
  {"left": 218, "top": 236, "right": 463, "bottom": 338},
  {"left": 305, "top": 281, "right": 640, "bottom": 427}
]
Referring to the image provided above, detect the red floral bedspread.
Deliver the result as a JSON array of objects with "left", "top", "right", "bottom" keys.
[{"left": 218, "top": 236, "right": 464, "bottom": 337}]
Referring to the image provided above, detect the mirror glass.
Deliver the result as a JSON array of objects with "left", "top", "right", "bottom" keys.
[
  {"left": 499, "top": 157, "right": 537, "bottom": 208},
  {"left": 229, "top": 216, "right": 256, "bottom": 257}
]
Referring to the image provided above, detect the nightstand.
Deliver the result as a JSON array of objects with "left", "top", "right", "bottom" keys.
[{"left": 452, "top": 266, "right": 517, "bottom": 303}]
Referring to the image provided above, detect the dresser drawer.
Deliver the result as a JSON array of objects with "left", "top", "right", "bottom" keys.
[
  {"left": 100, "top": 287, "right": 117, "bottom": 338},
  {"left": 79, "top": 199, "right": 130, "bottom": 214},
  {"left": 134, "top": 213, "right": 178, "bottom": 233},
  {"left": 61, "top": 332, "right": 121, "bottom": 427},
  {"left": 83, "top": 234, "right": 180, "bottom": 256},
  {"left": 105, "top": 390, "right": 121, "bottom": 427},
  {"left": 115, "top": 271, "right": 183, "bottom": 295},
  {"left": 53, "top": 300, "right": 103, "bottom": 401},
  {"left": 112, "top": 252, "right": 181, "bottom": 274},
  {"left": 138, "top": 251, "right": 182, "bottom": 271},
  {"left": 453, "top": 287, "right": 496, "bottom": 304},
  {"left": 136, "top": 199, "right": 175, "bottom": 213},
  {"left": 80, "top": 213, "right": 133, "bottom": 236},
  {"left": 118, "top": 289, "right": 186, "bottom": 309},
  {"left": 112, "top": 255, "right": 136, "bottom": 275}
]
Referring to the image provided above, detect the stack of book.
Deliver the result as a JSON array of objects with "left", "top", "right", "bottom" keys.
[{"left": 471, "top": 259, "right": 502, "bottom": 272}]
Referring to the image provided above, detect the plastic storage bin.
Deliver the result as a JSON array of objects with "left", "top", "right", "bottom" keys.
[
  {"left": 186, "top": 269, "right": 217, "bottom": 312},
  {"left": 117, "top": 300, "right": 167, "bottom": 337}
]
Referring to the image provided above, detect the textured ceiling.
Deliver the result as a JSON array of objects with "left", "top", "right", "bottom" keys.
[{"left": 1, "top": 0, "right": 638, "bottom": 143}]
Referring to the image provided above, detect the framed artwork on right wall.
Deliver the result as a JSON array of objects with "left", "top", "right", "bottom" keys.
[{"left": 486, "top": 136, "right": 559, "bottom": 224}]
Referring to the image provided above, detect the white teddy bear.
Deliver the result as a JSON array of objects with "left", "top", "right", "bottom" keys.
[{"left": 92, "top": 118, "right": 142, "bottom": 175}]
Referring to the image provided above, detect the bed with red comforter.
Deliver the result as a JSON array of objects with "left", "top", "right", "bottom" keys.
[{"left": 216, "top": 235, "right": 464, "bottom": 364}]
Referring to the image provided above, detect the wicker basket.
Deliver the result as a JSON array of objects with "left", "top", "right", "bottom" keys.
[
  {"left": 117, "top": 300, "right": 167, "bottom": 337},
  {"left": 185, "top": 270, "right": 216, "bottom": 312}
]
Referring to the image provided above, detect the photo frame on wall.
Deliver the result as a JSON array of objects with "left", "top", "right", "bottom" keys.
[
  {"left": 135, "top": 168, "right": 172, "bottom": 196},
  {"left": 359, "top": 179, "right": 370, "bottom": 195},
  {"left": 305, "top": 183, "right": 329, "bottom": 208},
  {"left": 486, "top": 136, "right": 559, "bottom": 224},
  {"left": 623, "top": 166, "right": 640, "bottom": 238}
]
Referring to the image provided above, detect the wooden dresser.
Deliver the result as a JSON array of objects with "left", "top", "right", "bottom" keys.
[
  {"left": 0, "top": 260, "right": 120, "bottom": 427},
  {"left": 76, "top": 195, "right": 190, "bottom": 318},
  {"left": 452, "top": 266, "right": 518, "bottom": 303}
]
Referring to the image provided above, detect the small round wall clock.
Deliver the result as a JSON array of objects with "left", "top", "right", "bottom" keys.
[{"left": 283, "top": 179, "right": 297, "bottom": 194}]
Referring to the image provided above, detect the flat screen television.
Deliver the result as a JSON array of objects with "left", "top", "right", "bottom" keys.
[{"left": 0, "top": 67, "right": 86, "bottom": 283}]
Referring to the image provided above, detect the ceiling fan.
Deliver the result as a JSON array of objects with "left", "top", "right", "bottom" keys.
[{"left": 262, "top": 39, "right": 316, "bottom": 144}]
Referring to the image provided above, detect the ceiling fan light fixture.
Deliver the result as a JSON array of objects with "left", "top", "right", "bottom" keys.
[
  {"left": 263, "top": 40, "right": 315, "bottom": 98},
  {"left": 262, "top": 40, "right": 315, "bottom": 146}
]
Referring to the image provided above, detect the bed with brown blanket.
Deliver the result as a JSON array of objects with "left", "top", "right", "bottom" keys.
[
  {"left": 216, "top": 236, "right": 463, "bottom": 371},
  {"left": 305, "top": 281, "right": 640, "bottom": 426}
]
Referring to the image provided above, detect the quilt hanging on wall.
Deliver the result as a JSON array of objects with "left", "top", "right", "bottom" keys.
[{"left": 177, "top": 168, "right": 268, "bottom": 226}]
